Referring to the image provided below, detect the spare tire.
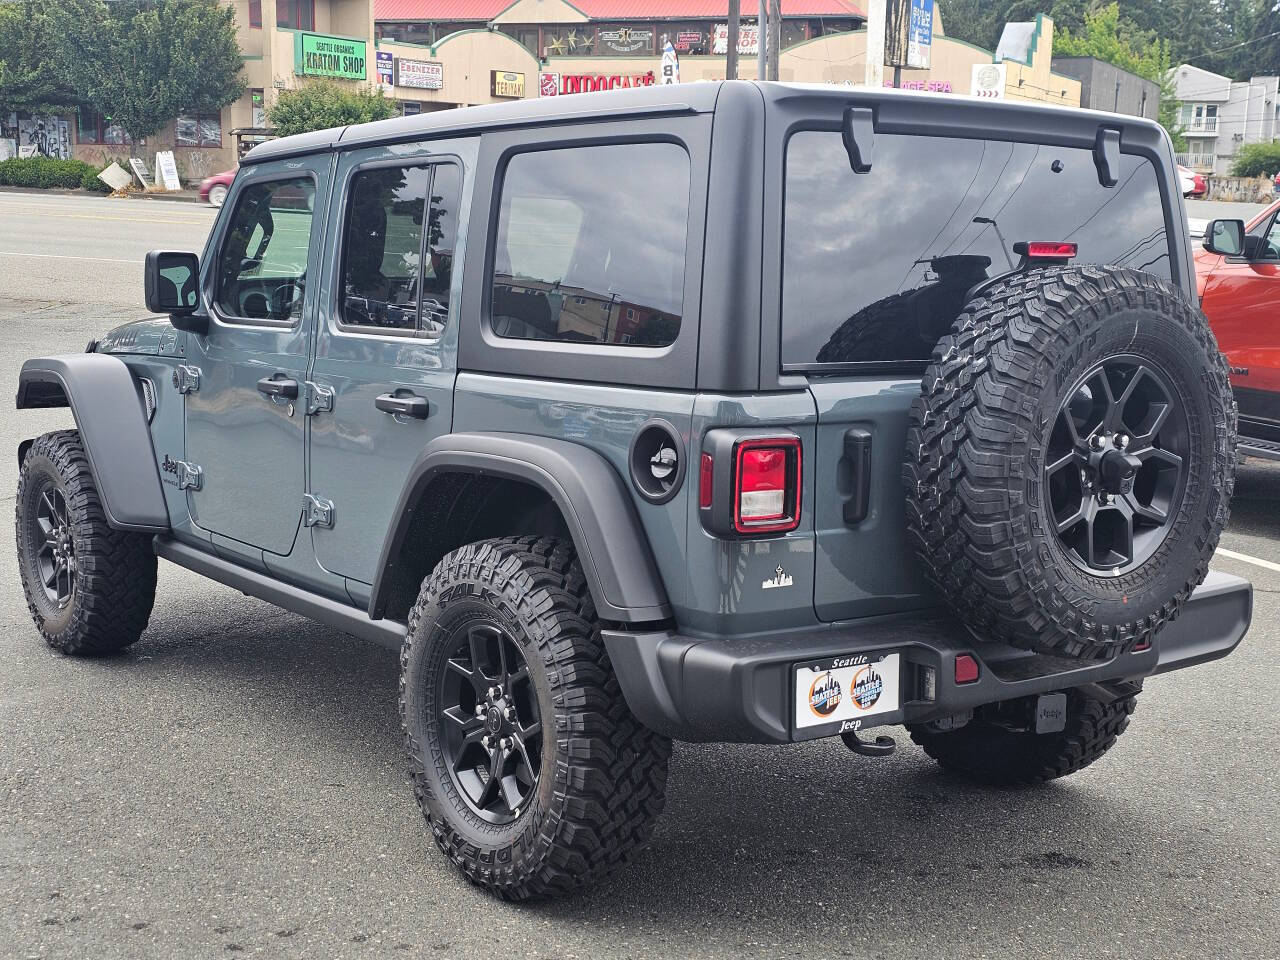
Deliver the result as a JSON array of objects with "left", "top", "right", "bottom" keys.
[{"left": 903, "top": 265, "right": 1235, "bottom": 660}]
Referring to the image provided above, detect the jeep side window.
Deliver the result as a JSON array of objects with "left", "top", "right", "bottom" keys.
[
  {"left": 340, "top": 164, "right": 460, "bottom": 335},
  {"left": 214, "top": 176, "right": 315, "bottom": 324},
  {"left": 782, "top": 131, "right": 1171, "bottom": 367},
  {"left": 490, "top": 142, "right": 688, "bottom": 347}
]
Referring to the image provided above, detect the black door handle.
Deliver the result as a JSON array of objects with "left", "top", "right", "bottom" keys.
[
  {"left": 257, "top": 376, "right": 299, "bottom": 399},
  {"left": 375, "top": 392, "right": 429, "bottom": 419},
  {"left": 841, "top": 428, "right": 873, "bottom": 525}
]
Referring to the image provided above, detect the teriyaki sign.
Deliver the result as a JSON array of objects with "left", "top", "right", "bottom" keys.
[{"left": 295, "top": 32, "right": 367, "bottom": 81}]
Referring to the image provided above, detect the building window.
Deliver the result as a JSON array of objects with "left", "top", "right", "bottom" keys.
[
  {"left": 175, "top": 113, "right": 222, "bottom": 148},
  {"left": 76, "top": 107, "right": 131, "bottom": 145},
  {"left": 248, "top": 0, "right": 262, "bottom": 28},
  {"left": 277, "top": 0, "right": 315, "bottom": 30}
]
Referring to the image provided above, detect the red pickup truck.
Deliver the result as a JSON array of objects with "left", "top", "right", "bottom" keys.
[{"left": 1197, "top": 202, "right": 1280, "bottom": 461}]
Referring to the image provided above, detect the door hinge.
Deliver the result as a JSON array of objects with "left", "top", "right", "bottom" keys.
[
  {"left": 172, "top": 364, "right": 201, "bottom": 394},
  {"left": 176, "top": 460, "right": 202, "bottom": 491},
  {"left": 302, "top": 494, "right": 334, "bottom": 528},
  {"left": 305, "top": 381, "right": 334, "bottom": 416}
]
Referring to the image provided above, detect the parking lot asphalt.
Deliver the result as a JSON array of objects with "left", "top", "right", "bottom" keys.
[{"left": 1, "top": 191, "right": 1278, "bottom": 960}]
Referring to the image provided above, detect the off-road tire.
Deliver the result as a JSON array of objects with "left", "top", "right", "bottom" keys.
[
  {"left": 817, "top": 291, "right": 917, "bottom": 364},
  {"left": 400, "top": 535, "right": 671, "bottom": 899},
  {"left": 908, "top": 684, "right": 1140, "bottom": 786},
  {"left": 904, "top": 265, "right": 1235, "bottom": 659},
  {"left": 15, "top": 430, "right": 157, "bottom": 655}
]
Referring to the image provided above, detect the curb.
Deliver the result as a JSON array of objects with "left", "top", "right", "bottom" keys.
[{"left": 0, "top": 185, "right": 208, "bottom": 205}]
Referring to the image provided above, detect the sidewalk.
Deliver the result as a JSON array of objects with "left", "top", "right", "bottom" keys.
[{"left": 0, "top": 185, "right": 205, "bottom": 204}]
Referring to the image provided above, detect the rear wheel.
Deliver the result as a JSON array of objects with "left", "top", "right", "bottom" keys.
[
  {"left": 400, "top": 536, "right": 671, "bottom": 899},
  {"left": 15, "top": 430, "right": 157, "bottom": 655},
  {"left": 908, "top": 684, "right": 1140, "bottom": 786}
]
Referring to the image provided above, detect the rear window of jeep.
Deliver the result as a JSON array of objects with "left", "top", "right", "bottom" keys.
[
  {"left": 782, "top": 131, "right": 1173, "bottom": 368},
  {"left": 489, "top": 142, "right": 688, "bottom": 348}
]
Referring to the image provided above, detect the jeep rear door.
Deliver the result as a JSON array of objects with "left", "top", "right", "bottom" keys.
[
  {"left": 183, "top": 155, "right": 330, "bottom": 559},
  {"left": 761, "top": 89, "right": 1184, "bottom": 622},
  {"left": 306, "top": 139, "right": 473, "bottom": 593}
]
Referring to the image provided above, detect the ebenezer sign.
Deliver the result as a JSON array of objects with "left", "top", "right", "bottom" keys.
[{"left": 295, "top": 32, "right": 367, "bottom": 81}]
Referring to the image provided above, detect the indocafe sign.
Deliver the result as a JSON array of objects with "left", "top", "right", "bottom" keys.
[{"left": 538, "top": 72, "right": 657, "bottom": 96}]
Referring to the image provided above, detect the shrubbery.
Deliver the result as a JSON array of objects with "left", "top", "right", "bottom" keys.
[
  {"left": 0, "top": 155, "right": 118, "bottom": 192},
  {"left": 1230, "top": 142, "right": 1280, "bottom": 179}
]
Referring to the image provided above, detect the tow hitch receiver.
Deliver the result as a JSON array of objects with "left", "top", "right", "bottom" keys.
[{"left": 1035, "top": 693, "right": 1068, "bottom": 734}]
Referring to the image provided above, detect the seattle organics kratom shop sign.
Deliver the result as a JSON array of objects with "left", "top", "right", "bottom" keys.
[{"left": 295, "top": 32, "right": 367, "bottom": 81}]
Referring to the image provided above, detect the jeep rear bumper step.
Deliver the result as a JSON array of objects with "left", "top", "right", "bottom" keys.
[{"left": 603, "top": 571, "right": 1252, "bottom": 744}]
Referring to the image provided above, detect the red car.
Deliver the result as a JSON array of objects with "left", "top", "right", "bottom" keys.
[
  {"left": 1178, "top": 164, "right": 1207, "bottom": 198},
  {"left": 1196, "top": 200, "right": 1280, "bottom": 460},
  {"left": 198, "top": 168, "right": 236, "bottom": 207}
]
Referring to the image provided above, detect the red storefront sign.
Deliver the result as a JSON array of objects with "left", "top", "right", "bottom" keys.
[{"left": 538, "top": 72, "right": 657, "bottom": 96}]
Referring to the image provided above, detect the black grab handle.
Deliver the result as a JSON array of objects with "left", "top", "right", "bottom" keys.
[
  {"left": 256, "top": 376, "right": 299, "bottom": 399},
  {"left": 375, "top": 392, "right": 429, "bottom": 419}
]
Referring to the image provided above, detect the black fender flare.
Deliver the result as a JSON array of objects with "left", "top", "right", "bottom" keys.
[
  {"left": 16, "top": 354, "right": 169, "bottom": 532},
  {"left": 369, "top": 432, "right": 671, "bottom": 624}
]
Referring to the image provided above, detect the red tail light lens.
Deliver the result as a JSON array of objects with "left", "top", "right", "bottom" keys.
[
  {"left": 733, "top": 437, "right": 801, "bottom": 534},
  {"left": 1025, "top": 241, "right": 1078, "bottom": 259},
  {"left": 699, "top": 452, "right": 714, "bottom": 510}
]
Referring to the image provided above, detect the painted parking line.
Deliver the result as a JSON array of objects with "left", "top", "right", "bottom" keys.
[
  {"left": 0, "top": 250, "right": 140, "bottom": 264},
  {"left": 1216, "top": 547, "right": 1280, "bottom": 575}
]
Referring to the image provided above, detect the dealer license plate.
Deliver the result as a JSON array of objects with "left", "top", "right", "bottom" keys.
[{"left": 794, "top": 652, "right": 901, "bottom": 731}]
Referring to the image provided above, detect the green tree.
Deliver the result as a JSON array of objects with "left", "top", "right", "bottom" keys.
[
  {"left": 1230, "top": 142, "right": 1280, "bottom": 177},
  {"left": 266, "top": 80, "right": 397, "bottom": 138},
  {"left": 58, "top": 0, "right": 246, "bottom": 146},
  {"left": 1054, "top": 3, "right": 1184, "bottom": 149},
  {"left": 0, "top": 0, "right": 100, "bottom": 114}
]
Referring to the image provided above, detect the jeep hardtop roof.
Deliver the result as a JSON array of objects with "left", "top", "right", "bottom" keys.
[{"left": 242, "top": 79, "right": 1174, "bottom": 166}]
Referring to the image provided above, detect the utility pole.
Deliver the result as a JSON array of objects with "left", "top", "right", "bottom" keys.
[
  {"left": 757, "top": 0, "right": 767, "bottom": 80},
  {"left": 768, "top": 0, "right": 781, "bottom": 81},
  {"left": 864, "top": 0, "right": 885, "bottom": 89},
  {"left": 726, "top": 0, "right": 741, "bottom": 81}
]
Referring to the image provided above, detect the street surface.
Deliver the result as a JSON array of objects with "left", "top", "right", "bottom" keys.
[{"left": 1, "top": 191, "right": 1278, "bottom": 959}]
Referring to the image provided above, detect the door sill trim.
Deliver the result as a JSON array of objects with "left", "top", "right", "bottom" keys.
[{"left": 153, "top": 537, "right": 405, "bottom": 650}]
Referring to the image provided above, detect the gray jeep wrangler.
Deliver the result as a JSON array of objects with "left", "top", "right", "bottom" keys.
[{"left": 15, "top": 82, "right": 1252, "bottom": 899}]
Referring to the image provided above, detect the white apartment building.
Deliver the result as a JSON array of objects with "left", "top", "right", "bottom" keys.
[{"left": 1171, "top": 63, "right": 1280, "bottom": 175}]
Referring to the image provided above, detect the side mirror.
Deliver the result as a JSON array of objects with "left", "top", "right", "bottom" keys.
[
  {"left": 1202, "top": 219, "right": 1246, "bottom": 257},
  {"left": 144, "top": 250, "right": 208, "bottom": 334}
]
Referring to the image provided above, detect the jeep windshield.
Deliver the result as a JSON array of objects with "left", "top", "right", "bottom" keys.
[{"left": 782, "top": 130, "right": 1175, "bottom": 369}]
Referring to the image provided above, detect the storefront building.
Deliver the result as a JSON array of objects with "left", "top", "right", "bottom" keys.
[
  {"left": 374, "top": 5, "right": 1080, "bottom": 112},
  {"left": 70, "top": 0, "right": 377, "bottom": 181},
  {"left": 23, "top": 0, "right": 1079, "bottom": 184}
]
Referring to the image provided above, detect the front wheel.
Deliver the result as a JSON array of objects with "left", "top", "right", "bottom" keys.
[
  {"left": 400, "top": 536, "right": 671, "bottom": 899},
  {"left": 207, "top": 183, "right": 228, "bottom": 207},
  {"left": 15, "top": 430, "right": 157, "bottom": 655}
]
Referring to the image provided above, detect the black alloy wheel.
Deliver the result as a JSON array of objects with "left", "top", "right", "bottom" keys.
[
  {"left": 15, "top": 430, "right": 157, "bottom": 655},
  {"left": 1044, "top": 355, "right": 1188, "bottom": 576},
  {"left": 438, "top": 621, "right": 542, "bottom": 824},
  {"left": 32, "top": 482, "right": 76, "bottom": 607}
]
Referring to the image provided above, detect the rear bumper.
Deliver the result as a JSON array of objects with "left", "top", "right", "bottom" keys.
[{"left": 604, "top": 571, "right": 1252, "bottom": 743}]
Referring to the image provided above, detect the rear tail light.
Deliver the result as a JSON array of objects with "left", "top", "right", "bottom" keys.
[
  {"left": 699, "top": 452, "right": 714, "bottom": 509},
  {"left": 733, "top": 437, "right": 801, "bottom": 534}
]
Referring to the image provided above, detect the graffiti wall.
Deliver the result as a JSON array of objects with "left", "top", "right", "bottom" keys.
[{"left": 0, "top": 113, "right": 72, "bottom": 160}]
